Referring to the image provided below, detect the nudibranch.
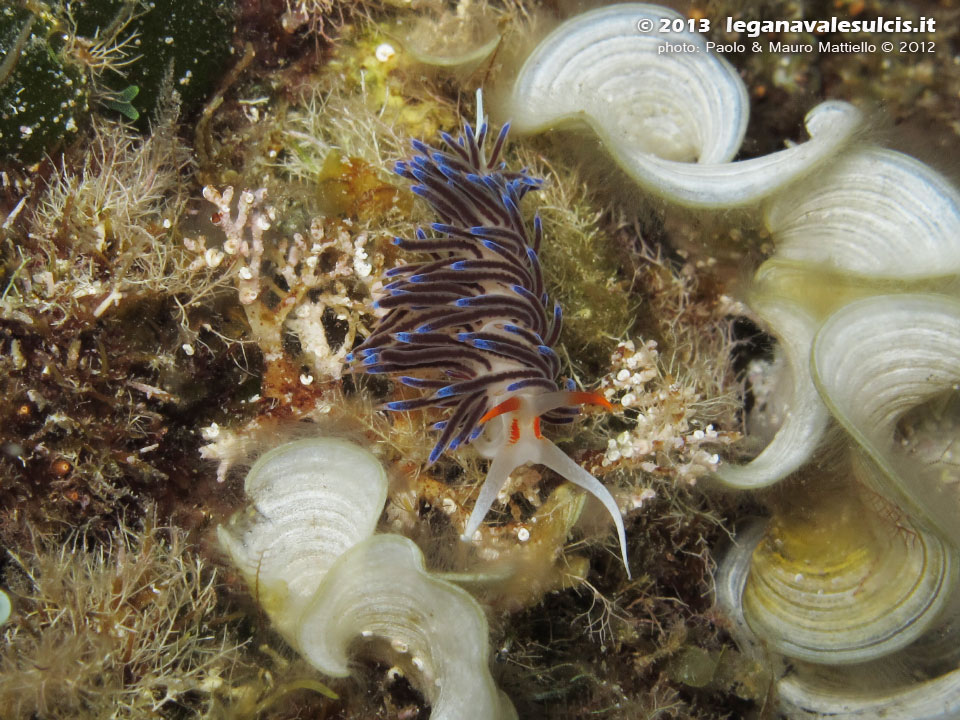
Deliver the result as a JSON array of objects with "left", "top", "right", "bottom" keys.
[{"left": 347, "top": 90, "right": 630, "bottom": 576}]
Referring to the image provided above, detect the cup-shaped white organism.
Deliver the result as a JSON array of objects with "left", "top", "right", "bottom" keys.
[
  {"left": 812, "top": 294, "right": 960, "bottom": 547},
  {"left": 506, "top": 3, "right": 861, "bottom": 207},
  {"left": 765, "top": 147, "right": 960, "bottom": 279},
  {"left": 218, "top": 437, "right": 516, "bottom": 720}
]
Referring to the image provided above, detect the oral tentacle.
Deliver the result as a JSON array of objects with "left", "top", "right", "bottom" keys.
[
  {"left": 526, "top": 389, "right": 614, "bottom": 417},
  {"left": 460, "top": 441, "right": 531, "bottom": 542},
  {"left": 534, "top": 437, "right": 630, "bottom": 579}
]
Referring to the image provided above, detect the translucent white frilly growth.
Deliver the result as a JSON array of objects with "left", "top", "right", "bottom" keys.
[
  {"left": 718, "top": 145, "right": 960, "bottom": 489},
  {"left": 506, "top": 3, "right": 862, "bottom": 207},
  {"left": 719, "top": 512, "right": 958, "bottom": 666},
  {"left": 716, "top": 296, "right": 828, "bottom": 489},
  {"left": 298, "top": 534, "right": 517, "bottom": 720},
  {"left": 520, "top": 5, "right": 960, "bottom": 717},
  {"left": 719, "top": 521, "right": 960, "bottom": 720},
  {"left": 396, "top": 10, "right": 501, "bottom": 69},
  {"left": 777, "top": 661, "right": 960, "bottom": 720},
  {"left": 812, "top": 294, "right": 960, "bottom": 547},
  {"left": 218, "top": 438, "right": 387, "bottom": 636},
  {"left": 765, "top": 148, "right": 960, "bottom": 278},
  {"left": 218, "top": 438, "right": 516, "bottom": 720},
  {"left": 718, "top": 201, "right": 960, "bottom": 715},
  {"left": 509, "top": 4, "right": 748, "bottom": 162}
]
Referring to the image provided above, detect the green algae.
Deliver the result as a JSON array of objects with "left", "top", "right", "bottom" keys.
[
  {"left": 0, "top": 0, "right": 233, "bottom": 164},
  {"left": 0, "top": 4, "right": 89, "bottom": 164},
  {"left": 70, "top": 0, "right": 235, "bottom": 127}
]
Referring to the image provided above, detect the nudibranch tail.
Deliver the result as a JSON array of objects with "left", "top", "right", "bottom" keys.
[{"left": 348, "top": 89, "right": 630, "bottom": 577}]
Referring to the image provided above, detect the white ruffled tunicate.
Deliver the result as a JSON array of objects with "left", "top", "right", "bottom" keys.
[
  {"left": 713, "top": 521, "right": 771, "bottom": 661},
  {"left": 218, "top": 438, "right": 515, "bottom": 720},
  {"left": 743, "top": 493, "right": 956, "bottom": 666},
  {"left": 811, "top": 294, "right": 960, "bottom": 546},
  {"left": 777, "top": 660, "right": 960, "bottom": 720},
  {"left": 394, "top": 10, "right": 501, "bottom": 69},
  {"left": 506, "top": 3, "right": 862, "bottom": 207},
  {"left": 218, "top": 438, "right": 387, "bottom": 637},
  {"left": 508, "top": 3, "right": 747, "bottom": 163},
  {"left": 716, "top": 296, "right": 828, "bottom": 489},
  {"left": 298, "top": 534, "right": 516, "bottom": 720},
  {"left": 719, "top": 151, "right": 960, "bottom": 720},
  {"left": 725, "top": 150, "right": 960, "bottom": 490},
  {"left": 504, "top": 4, "right": 960, "bottom": 714},
  {"left": 765, "top": 147, "right": 960, "bottom": 278},
  {"left": 716, "top": 522, "right": 960, "bottom": 720},
  {"left": 720, "top": 522, "right": 960, "bottom": 720},
  {"left": 600, "top": 100, "right": 861, "bottom": 208}
]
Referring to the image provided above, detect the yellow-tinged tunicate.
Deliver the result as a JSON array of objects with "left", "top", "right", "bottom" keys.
[
  {"left": 741, "top": 482, "right": 957, "bottom": 665},
  {"left": 719, "top": 512, "right": 960, "bottom": 720}
]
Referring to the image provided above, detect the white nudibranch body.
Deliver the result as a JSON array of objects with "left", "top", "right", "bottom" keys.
[
  {"left": 218, "top": 438, "right": 516, "bottom": 720},
  {"left": 466, "top": 390, "right": 629, "bottom": 576}
]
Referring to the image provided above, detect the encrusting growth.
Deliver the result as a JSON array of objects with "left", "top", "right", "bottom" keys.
[{"left": 347, "top": 90, "right": 630, "bottom": 576}]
